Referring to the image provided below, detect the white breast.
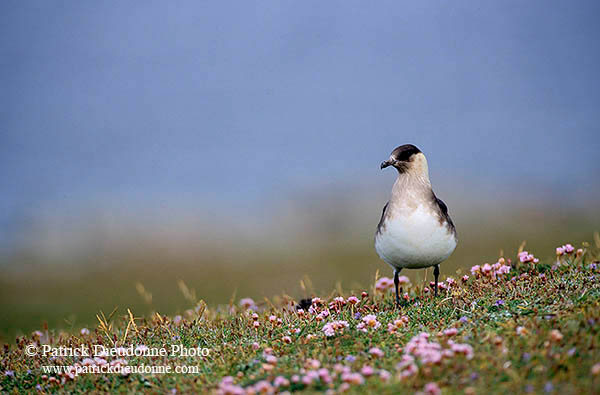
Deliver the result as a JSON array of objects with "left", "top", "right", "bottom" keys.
[{"left": 375, "top": 204, "right": 456, "bottom": 269}]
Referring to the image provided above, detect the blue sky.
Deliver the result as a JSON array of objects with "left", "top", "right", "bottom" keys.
[{"left": 1, "top": 1, "right": 599, "bottom": 247}]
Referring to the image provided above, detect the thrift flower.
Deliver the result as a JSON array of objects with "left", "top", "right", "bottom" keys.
[
  {"left": 550, "top": 329, "right": 563, "bottom": 342},
  {"left": 424, "top": 382, "right": 442, "bottom": 395},
  {"left": 360, "top": 365, "right": 375, "bottom": 376},
  {"left": 273, "top": 376, "right": 289, "bottom": 387},
  {"left": 518, "top": 251, "right": 539, "bottom": 263},
  {"left": 239, "top": 298, "right": 256, "bottom": 310},
  {"left": 341, "top": 372, "right": 364, "bottom": 385},
  {"left": 369, "top": 347, "right": 384, "bottom": 358},
  {"left": 375, "top": 277, "right": 394, "bottom": 292},
  {"left": 443, "top": 328, "right": 458, "bottom": 337},
  {"left": 564, "top": 244, "right": 574, "bottom": 253},
  {"left": 388, "top": 316, "right": 409, "bottom": 333},
  {"left": 322, "top": 320, "right": 349, "bottom": 337},
  {"left": 397, "top": 275, "right": 410, "bottom": 285},
  {"left": 347, "top": 296, "right": 359, "bottom": 304},
  {"left": 379, "top": 369, "right": 391, "bottom": 381},
  {"left": 357, "top": 314, "right": 381, "bottom": 332}
]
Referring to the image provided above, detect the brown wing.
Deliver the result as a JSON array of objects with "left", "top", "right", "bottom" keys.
[
  {"left": 433, "top": 193, "right": 456, "bottom": 235},
  {"left": 376, "top": 201, "right": 389, "bottom": 235}
]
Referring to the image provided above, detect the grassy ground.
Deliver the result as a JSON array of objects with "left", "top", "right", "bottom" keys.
[{"left": 1, "top": 243, "right": 600, "bottom": 394}]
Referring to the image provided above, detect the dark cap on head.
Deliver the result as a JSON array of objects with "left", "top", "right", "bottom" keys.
[{"left": 381, "top": 144, "right": 422, "bottom": 170}]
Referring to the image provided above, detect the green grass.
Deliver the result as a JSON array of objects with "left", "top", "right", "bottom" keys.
[{"left": 1, "top": 244, "right": 600, "bottom": 394}]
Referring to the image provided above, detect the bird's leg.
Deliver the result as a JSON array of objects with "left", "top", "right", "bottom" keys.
[
  {"left": 394, "top": 268, "right": 402, "bottom": 307},
  {"left": 433, "top": 264, "right": 440, "bottom": 297}
]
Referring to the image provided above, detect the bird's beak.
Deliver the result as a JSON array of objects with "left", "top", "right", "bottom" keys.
[{"left": 380, "top": 160, "right": 392, "bottom": 169}]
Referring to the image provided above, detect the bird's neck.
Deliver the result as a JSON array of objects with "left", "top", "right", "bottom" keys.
[{"left": 390, "top": 164, "right": 432, "bottom": 207}]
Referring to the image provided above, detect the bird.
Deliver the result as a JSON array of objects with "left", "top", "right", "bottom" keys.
[{"left": 374, "top": 144, "right": 457, "bottom": 306}]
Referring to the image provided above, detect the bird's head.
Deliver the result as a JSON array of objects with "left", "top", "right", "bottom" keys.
[{"left": 380, "top": 144, "right": 428, "bottom": 175}]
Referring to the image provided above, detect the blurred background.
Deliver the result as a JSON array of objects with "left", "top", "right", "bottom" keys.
[{"left": 1, "top": 1, "right": 599, "bottom": 341}]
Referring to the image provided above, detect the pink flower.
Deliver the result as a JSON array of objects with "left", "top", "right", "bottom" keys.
[
  {"left": 347, "top": 296, "right": 359, "bottom": 304},
  {"left": 424, "top": 382, "right": 441, "bottom": 395},
  {"left": 273, "top": 376, "right": 289, "bottom": 387},
  {"left": 397, "top": 275, "right": 410, "bottom": 285},
  {"left": 564, "top": 244, "right": 574, "bottom": 253},
  {"left": 316, "top": 310, "right": 330, "bottom": 321},
  {"left": 239, "top": 298, "right": 256, "bottom": 310},
  {"left": 317, "top": 368, "right": 331, "bottom": 383},
  {"left": 550, "top": 329, "right": 563, "bottom": 342},
  {"left": 360, "top": 365, "right": 375, "bottom": 376},
  {"left": 556, "top": 246, "right": 565, "bottom": 256},
  {"left": 375, "top": 277, "right": 394, "bottom": 292},
  {"left": 443, "top": 328, "right": 458, "bottom": 337},
  {"left": 302, "top": 372, "right": 316, "bottom": 385},
  {"left": 217, "top": 376, "right": 245, "bottom": 395},
  {"left": 305, "top": 359, "right": 320, "bottom": 369},
  {"left": 404, "top": 332, "right": 443, "bottom": 365},
  {"left": 497, "top": 265, "right": 511, "bottom": 275},
  {"left": 396, "top": 354, "right": 419, "bottom": 378},
  {"left": 519, "top": 251, "right": 539, "bottom": 263},
  {"left": 470, "top": 265, "right": 481, "bottom": 276},
  {"left": 265, "top": 355, "right": 277, "bottom": 364},
  {"left": 369, "top": 347, "right": 384, "bottom": 358},
  {"left": 322, "top": 320, "right": 349, "bottom": 337},
  {"left": 251, "top": 342, "right": 260, "bottom": 350},
  {"left": 462, "top": 275, "right": 469, "bottom": 282},
  {"left": 379, "top": 369, "right": 391, "bottom": 381},
  {"left": 399, "top": 363, "right": 418, "bottom": 378},
  {"left": 282, "top": 336, "right": 292, "bottom": 344},
  {"left": 446, "top": 277, "right": 456, "bottom": 286},
  {"left": 448, "top": 341, "right": 474, "bottom": 359},
  {"left": 481, "top": 263, "right": 492, "bottom": 275},
  {"left": 253, "top": 380, "right": 273, "bottom": 393},
  {"left": 358, "top": 314, "right": 381, "bottom": 332},
  {"left": 312, "top": 297, "right": 322, "bottom": 305},
  {"left": 334, "top": 296, "right": 346, "bottom": 304},
  {"left": 341, "top": 372, "right": 364, "bottom": 385},
  {"left": 388, "top": 316, "right": 409, "bottom": 333}
]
